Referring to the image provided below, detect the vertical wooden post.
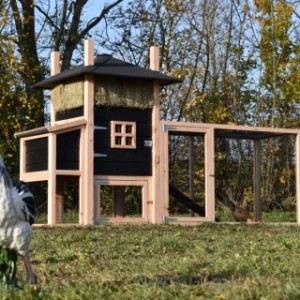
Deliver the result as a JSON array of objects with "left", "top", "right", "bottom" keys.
[
  {"left": 56, "top": 177, "right": 64, "bottom": 223},
  {"left": 189, "top": 137, "right": 195, "bottom": 216},
  {"left": 113, "top": 186, "right": 125, "bottom": 217},
  {"left": 254, "top": 139, "right": 262, "bottom": 222},
  {"left": 19, "top": 139, "right": 26, "bottom": 181},
  {"left": 50, "top": 51, "right": 60, "bottom": 125},
  {"left": 82, "top": 40, "right": 95, "bottom": 225},
  {"left": 296, "top": 134, "right": 300, "bottom": 224},
  {"left": 94, "top": 183, "right": 101, "bottom": 220},
  {"left": 150, "top": 46, "right": 163, "bottom": 224},
  {"left": 48, "top": 133, "right": 57, "bottom": 225},
  {"left": 205, "top": 126, "right": 215, "bottom": 221}
]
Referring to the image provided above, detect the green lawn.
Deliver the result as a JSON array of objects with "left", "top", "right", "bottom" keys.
[{"left": 3, "top": 223, "right": 300, "bottom": 299}]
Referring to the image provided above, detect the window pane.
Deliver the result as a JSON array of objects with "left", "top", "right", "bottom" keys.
[
  {"left": 115, "top": 124, "right": 122, "bottom": 133},
  {"left": 126, "top": 125, "right": 132, "bottom": 133},
  {"left": 126, "top": 137, "right": 132, "bottom": 145},
  {"left": 115, "top": 136, "right": 122, "bottom": 145}
]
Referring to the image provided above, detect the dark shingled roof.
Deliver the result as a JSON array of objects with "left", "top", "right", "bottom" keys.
[{"left": 32, "top": 54, "right": 181, "bottom": 89}]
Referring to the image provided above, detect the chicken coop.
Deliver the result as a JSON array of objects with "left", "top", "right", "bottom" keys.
[{"left": 15, "top": 40, "right": 300, "bottom": 225}]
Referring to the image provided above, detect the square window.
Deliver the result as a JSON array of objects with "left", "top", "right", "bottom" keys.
[{"left": 111, "top": 121, "right": 136, "bottom": 149}]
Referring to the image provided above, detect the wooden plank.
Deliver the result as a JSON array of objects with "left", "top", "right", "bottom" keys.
[
  {"left": 254, "top": 140, "right": 262, "bottom": 221},
  {"left": 205, "top": 126, "right": 215, "bottom": 221},
  {"left": 48, "top": 133, "right": 57, "bottom": 225},
  {"left": 94, "top": 162, "right": 152, "bottom": 176},
  {"left": 150, "top": 46, "right": 162, "bottom": 224},
  {"left": 83, "top": 74, "right": 95, "bottom": 224},
  {"left": 21, "top": 171, "right": 49, "bottom": 182},
  {"left": 51, "top": 51, "right": 60, "bottom": 125},
  {"left": 169, "top": 185, "right": 205, "bottom": 216},
  {"left": 94, "top": 107, "right": 152, "bottom": 123},
  {"left": 55, "top": 107, "right": 84, "bottom": 121},
  {"left": 93, "top": 149, "right": 152, "bottom": 163}
]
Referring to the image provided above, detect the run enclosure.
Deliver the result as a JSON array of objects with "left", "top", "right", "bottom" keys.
[{"left": 161, "top": 121, "right": 300, "bottom": 224}]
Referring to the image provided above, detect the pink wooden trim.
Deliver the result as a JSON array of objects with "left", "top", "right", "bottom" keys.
[
  {"left": 83, "top": 74, "right": 94, "bottom": 224},
  {"left": 19, "top": 138, "right": 26, "bottom": 181},
  {"left": 21, "top": 171, "right": 50, "bottom": 182},
  {"left": 51, "top": 117, "right": 86, "bottom": 129},
  {"left": 150, "top": 46, "right": 160, "bottom": 71},
  {"left": 48, "top": 133, "right": 57, "bottom": 225},
  {"left": 163, "top": 120, "right": 300, "bottom": 135},
  {"left": 56, "top": 170, "right": 81, "bottom": 176},
  {"left": 162, "top": 125, "right": 169, "bottom": 218},
  {"left": 51, "top": 52, "right": 60, "bottom": 76},
  {"left": 51, "top": 51, "right": 60, "bottom": 125},
  {"left": 84, "top": 40, "right": 94, "bottom": 66},
  {"left": 205, "top": 127, "right": 215, "bottom": 221}
]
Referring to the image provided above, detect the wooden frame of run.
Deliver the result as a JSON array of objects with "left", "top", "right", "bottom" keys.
[
  {"left": 16, "top": 40, "right": 300, "bottom": 226},
  {"left": 161, "top": 120, "right": 300, "bottom": 224}
]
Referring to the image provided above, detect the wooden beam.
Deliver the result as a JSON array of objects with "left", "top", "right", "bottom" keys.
[
  {"left": 254, "top": 140, "right": 262, "bottom": 221},
  {"left": 150, "top": 46, "right": 163, "bottom": 224},
  {"left": 48, "top": 133, "right": 57, "bottom": 225},
  {"left": 82, "top": 73, "right": 95, "bottom": 224},
  {"left": 51, "top": 52, "right": 60, "bottom": 76},
  {"left": 205, "top": 126, "right": 215, "bottom": 221},
  {"left": 150, "top": 46, "right": 160, "bottom": 71},
  {"left": 50, "top": 52, "right": 60, "bottom": 125},
  {"left": 84, "top": 40, "right": 94, "bottom": 66}
]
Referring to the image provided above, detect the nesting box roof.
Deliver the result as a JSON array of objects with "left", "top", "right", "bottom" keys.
[{"left": 32, "top": 54, "right": 181, "bottom": 89}]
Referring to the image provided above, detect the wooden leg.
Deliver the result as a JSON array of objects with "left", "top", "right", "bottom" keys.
[
  {"left": 56, "top": 177, "right": 64, "bottom": 223},
  {"left": 113, "top": 186, "right": 125, "bottom": 217}
]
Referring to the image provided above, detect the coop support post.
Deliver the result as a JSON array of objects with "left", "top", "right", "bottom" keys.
[
  {"left": 113, "top": 186, "right": 125, "bottom": 217},
  {"left": 81, "top": 40, "right": 95, "bottom": 225},
  {"left": 254, "top": 140, "right": 262, "bottom": 222},
  {"left": 150, "top": 46, "right": 163, "bottom": 224},
  {"left": 205, "top": 126, "right": 215, "bottom": 221},
  {"left": 56, "top": 177, "right": 64, "bottom": 223},
  {"left": 50, "top": 51, "right": 60, "bottom": 125},
  {"left": 48, "top": 133, "right": 57, "bottom": 225},
  {"left": 296, "top": 134, "right": 300, "bottom": 224}
]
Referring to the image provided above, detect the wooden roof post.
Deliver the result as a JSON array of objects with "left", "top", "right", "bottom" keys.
[
  {"left": 48, "top": 51, "right": 60, "bottom": 224},
  {"left": 150, "top": 46, "right": 163, "bottom": 224},
  {"left": 81, "top": 40, "right": 95, "bottom": 224},
  {"left": 50, "top": 51, "right": 60, "bottom": 125}
]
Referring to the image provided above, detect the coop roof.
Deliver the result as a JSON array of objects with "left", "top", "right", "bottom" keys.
[{"left": 32, "top": 54, "right": 181, "bottom": 89}]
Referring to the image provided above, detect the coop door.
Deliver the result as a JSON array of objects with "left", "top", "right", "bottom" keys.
[
  {"left": 168, "top": 133, "right": 206, "bottom": 218},
  {"left": 94, "top": 179, "right": 148, "bottom": 222}
]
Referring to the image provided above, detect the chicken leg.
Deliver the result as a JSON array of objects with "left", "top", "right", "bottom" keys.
[{"left": 23, "top": 255, "right": 37, "bottom": 285}]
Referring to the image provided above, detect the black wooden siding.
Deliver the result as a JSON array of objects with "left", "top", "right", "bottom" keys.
[
  {"left": 26, "top": 137, "right": 48, "bottom": 172},
  {"left": 94, "top": 107, "right": 152, "bottom": 176},
  {"left": 55, "top": 107, "right": 83, "bottom": 121},
  {"left": 57, "top": 130, "right": 80, "bottom": 170}
]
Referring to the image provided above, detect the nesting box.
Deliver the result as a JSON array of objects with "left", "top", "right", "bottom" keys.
[{"left": 16, "top": 40, "right": 180, "bottom": 225}]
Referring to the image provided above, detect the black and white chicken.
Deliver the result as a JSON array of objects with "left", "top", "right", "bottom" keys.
[{"left": 0, "top": 155, "right": 37, "bottom": 286}]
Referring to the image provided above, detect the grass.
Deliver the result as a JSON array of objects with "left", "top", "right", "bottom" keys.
[{"left": 2, "top": 223, "right": 300, "bottom": 299}]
